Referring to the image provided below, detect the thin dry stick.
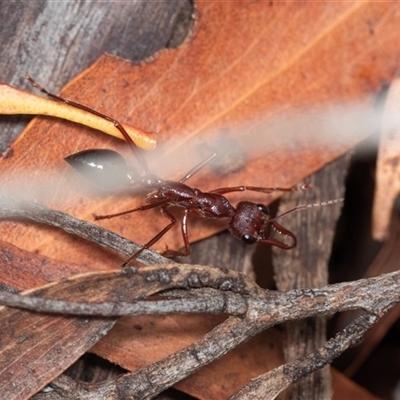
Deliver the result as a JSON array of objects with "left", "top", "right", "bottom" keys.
[
  {"left": 0, "top": 190, "right": 167, "bottom": 265},
  {"left": 1, "top": 267, "right": 400, "bottom": 319},
  {"left": 28, "top": 269, "right": 400, "bottom": 399},
  {"left": 2, "top": 192, "right": 400, "bottom": 399},
  {"left": 230, "top": 311, "right": 381, "bottom": 400}
]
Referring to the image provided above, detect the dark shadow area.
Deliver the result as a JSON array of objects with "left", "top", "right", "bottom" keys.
[{"left": 328, "top": 85, "right": 400, "bottom": 399}]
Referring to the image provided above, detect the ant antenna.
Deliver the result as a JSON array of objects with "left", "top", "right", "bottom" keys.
[{"left": 270, "top": 198, "right": 345, "bottom": 223}]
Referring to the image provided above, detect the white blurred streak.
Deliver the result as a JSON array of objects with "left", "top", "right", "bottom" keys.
[
  {"left": 144, "top": 100, "right": 386, "bottom": 181},
  {"left": 2, "top": 98, "right": 399, "bottom": 212},
  {"left": 0, "top": 167, "right": 98, "bottom": 206},
  {"left": 235, "top": 102, "right": 380, "bottom": 156}
]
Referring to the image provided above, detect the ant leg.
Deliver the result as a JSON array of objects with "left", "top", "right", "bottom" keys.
[
  {"left": 162, "top": 209, "right": 191, "bottom": 257},
  {"left": 94, "top": 199, "right": 169, "bottom": 220},
  {"left": 121, "top": 206, "right": 179, "bottom": 266},
  {"left": 25, "top": 75, "right": 150, "bottom": 174},
  {"left": 179, "top": 153, "right": 217, "bottom": 183},
  {"left": 210, "top": 184, "right": 310, "bottom": 196}
]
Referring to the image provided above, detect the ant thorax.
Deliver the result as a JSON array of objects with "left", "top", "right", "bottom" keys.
[{"left": 147, "top": 181, "right": 236, "bottom": 219}]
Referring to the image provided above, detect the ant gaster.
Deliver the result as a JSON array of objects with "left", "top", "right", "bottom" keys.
[{"left": 27, "top": 76, "right": 343, "bottom": 266}]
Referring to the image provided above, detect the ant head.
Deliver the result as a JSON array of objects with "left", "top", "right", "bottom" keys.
[{"left": 228, "top": 201, "right": 296, "bottom": 249}]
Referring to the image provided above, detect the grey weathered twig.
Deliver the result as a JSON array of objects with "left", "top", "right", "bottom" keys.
[
  {"left": 230, "top": 311, "right": 381, "bottom": 399},
  {"left": 2, "top": 191, "right": 400, "bottom": 399},
  {"left": 2, "top": 267, "right": 400, "bottom": 319},
  {"left": 0, "top": 190, "right": 167, "bottom": 265},
  {"left": 27, "top": 269, "right": 400, "bottom": 399}
]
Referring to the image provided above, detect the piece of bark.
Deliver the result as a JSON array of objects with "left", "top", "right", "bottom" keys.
[{"left": 272, "top": 152, "right": 351, "bottom": 399}]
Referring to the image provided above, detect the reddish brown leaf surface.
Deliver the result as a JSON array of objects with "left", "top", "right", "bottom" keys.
[
  {"left": 93, "top": 314, "right": 379, "bottom": 400},
  {"left": 331, "top": 369, "right": 382, "bottom": 400},
  {"left": 0, "top": 260, "right": 228, "bottom": 399},
  {"left": 0, "top": 249, "right": 115, "bottom": 400},
  {"left": 1, "top": 2, "right": 400, "bottom": 270},
  {"left": 0, "top": 246, "right": 380, "bottom": 399},
  {"left": 0, "top": 259, "right": 273, "bottom": 400},
  {"left": 0, "top": 239, "right": 116, "bottom": 400},
  {"left": 93, "top": 318, "right": 284, "bottom": 400},
  {"left": 0, "top": 308, "right": 114, "bottom": 400}
]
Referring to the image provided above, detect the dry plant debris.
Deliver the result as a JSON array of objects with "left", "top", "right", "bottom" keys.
[
  {"left": 0, "top": 194, "right": 398, "bottom": 399},
  {"left": 1, "top": 1, "right": 400, "bottom": 399}
]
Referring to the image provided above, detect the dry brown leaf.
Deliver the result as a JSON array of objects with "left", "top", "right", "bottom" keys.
[
  {"left": 0, "top": 2, "right": 399, "bottom": 270},
  {"left": 0, "top": 308, "right": 114, "bottom": 400},
  {"left": 0, "top": 260, "right": 259, "bottom": 399},
  {"left": 0, "top": 244, "right": 383, "bottom": 400},
  {"left": 92, "top": 316, "right": 282, "bottom": 399},
  {"left": 0, "top": 259, "right": 205, "bottom": 398},
  {"left": 0, "top": 239, "right": 93, "bottom": 290},
  {"left": 1, "top": 3, "right": 400, "bottom": 398},
  {"left": 0, "top": 240, "right": 114, "bottom": 399},
  {"left": 93, "top": 314, "right": 381, "bottom": 400},
  {"left": 0, "top": 261, "right": 123, "bottom": 399},
  {"left": 331, "top": 369, "right": 382, "bottom": 400},
  {"left": 176, "top": 329, "right": 282, "bottom": 399}
]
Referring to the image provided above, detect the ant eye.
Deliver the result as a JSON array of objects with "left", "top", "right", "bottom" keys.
[
  {"left": 242, "top": 234, "right": 257, "bottom": 244},
  {"left": 257, "top": 204, "right": 269, "bottom": 215}
]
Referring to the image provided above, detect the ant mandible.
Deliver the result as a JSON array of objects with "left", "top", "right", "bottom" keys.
[{"left": 27, "top": 76, "right": 343, "bottom": 266}]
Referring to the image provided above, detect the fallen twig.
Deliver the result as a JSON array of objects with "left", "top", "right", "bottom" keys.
[{"left": 1, "top": 192, "right": 399, "bottom": 399}]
